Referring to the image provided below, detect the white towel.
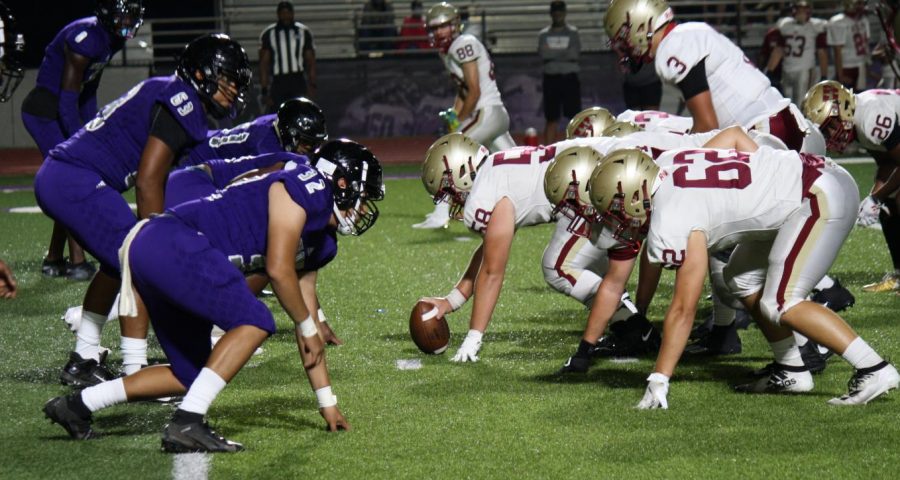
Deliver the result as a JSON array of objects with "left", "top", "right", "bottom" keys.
[{"left": 117, "top": 218, "right": 150, "bottom": 318}]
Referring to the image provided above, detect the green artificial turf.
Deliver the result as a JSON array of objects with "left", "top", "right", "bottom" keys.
[{"left": 0, "top": 163, "right": 897, "bottom": 479}]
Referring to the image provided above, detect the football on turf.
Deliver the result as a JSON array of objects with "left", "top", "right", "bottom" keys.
[{"left": 409, "top": 300, "right": 450, "bottom": 354}]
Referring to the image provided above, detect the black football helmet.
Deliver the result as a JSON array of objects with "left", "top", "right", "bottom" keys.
[
  {"left": 0, "top": 2, "right": 24, "bottom": 103},
  {"left": 276, "top": 97, "right": 328, "bottom": 154},
  {"left": 176, "top": 34, "right": 252, "bottom": 119},
  {"left": 96, "top": 0, "right": 144, "bottom": 39},
  {"left": 314, "top": 139, "right": 385, "bottom": 236}
]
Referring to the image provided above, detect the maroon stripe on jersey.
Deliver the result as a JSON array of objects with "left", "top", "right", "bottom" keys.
[
  {"left": 768, "top": 108, "right": 805, "bottom": 151},
  {"left": 776, "top": 194, "right": 821, "bottom": 312},
  {"left": 460, "top": 110, "right": 481, "bottom": 134},
  {"left": 799, "top": 153, "right": 825, "bottom": 199},
  {"left": 554, "top": 233, "right": 581, "bottom": 287}
]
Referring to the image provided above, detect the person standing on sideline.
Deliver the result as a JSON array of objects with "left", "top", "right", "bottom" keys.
[
  {"left": 827, "top": 0, "right": 870, "bottom": 90},
  {"left": 538, "top": 1, "right": 581, "bottom": 145},
  {"left": 259, "top": 2, "right": 316, "bottom": 112}
]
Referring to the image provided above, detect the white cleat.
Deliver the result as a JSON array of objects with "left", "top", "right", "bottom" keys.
[
  {"left": 735, "top": 364, "right": 814, "bottom": 393},
  {"left": 828, "top": 362, "right": 900, "bottom": 405},
  {"left": 412, "top": 203, "right": 451, "bottom": 229}
]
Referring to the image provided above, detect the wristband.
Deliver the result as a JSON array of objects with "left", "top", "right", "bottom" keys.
[
  {"left": 318, "top": 308, "right": 328, "bottom": 324},
  {"left": 446, "top": 288, "right": 467, "bottom": 311},
  {"left": 315, "top": 386, "right": 337, "bottom": 408},
  {"left": 297, "top": 315, "right": 318, "bottom": 337}
]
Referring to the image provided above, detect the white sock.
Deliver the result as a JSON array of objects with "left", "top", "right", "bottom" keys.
[
  {"left": 815, "top": 275, "right": 835, "bottom": 291},
  {"left": 80, "top": 377, "right": 127, "bottom": 412},
  {"left": 75, "top": 310, "right": 108, "bottom": 362},
  {"left": 120, "top": 336, "right": 147, "bottom": 375},
  {"left": 841, "top": 337, "right": 883, "bottom": 370},
  {"left": 770, "top": 337, "right": 804, "bottom": 368},
  {"left": 180, "top": 368, "right": 227, "bottom": 415},
  {"left": 793, "top": 331, "right": 809, "bottom": 348},
  {"left": 712, "top": 294, "right": 736, "bottom": 327}
]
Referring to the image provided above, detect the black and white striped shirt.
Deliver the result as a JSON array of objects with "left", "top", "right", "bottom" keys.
[{"left": 260, "top": 22, "right": 315, "bottom": 75}]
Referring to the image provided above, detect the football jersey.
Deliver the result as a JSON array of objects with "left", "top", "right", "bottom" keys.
[
  {"left": 463, "top": 145, "right": 557, "bottom": 233},
  {"left": 616, "top": 110, "right": 693, "bottom": 133},
  {"left": 183, "top": 114, "right": 283, "bottom": 166},
  {"left": 204, "top": 151, "right": 309, "bottom": 188},
  {"left": 853, "top": 89, "right": 900, "bottom": 152},
  {"left": 777, "top": 17, "right": 827, "bottom": 72},
  {"left": 51, "top": 75, "right": 208, "bottom": 193},
  {"left": 827, "top": 13, "right": 870, "bottom": 68},
  {"left": 170, "top": 167, "right": 335, "bottom": 273},
  {"left": 654, "top": 22, "right": 789, "bottom": 129},
  {"left": 441, "top": 34, "right": 503, "bottom": 110},
  {"left": 646, "top": 146, "right": 817, "bottom": 268},
  {"left": 34, "top": 17, "right": 122, "bottom": 96}
]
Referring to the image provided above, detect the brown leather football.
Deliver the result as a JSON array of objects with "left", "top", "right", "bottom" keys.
[{"left": 409, "top": 300, "right": 450, "bottom": 354}]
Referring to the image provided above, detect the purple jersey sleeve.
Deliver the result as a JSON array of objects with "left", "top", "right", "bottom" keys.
[
  {"left": 297, "top": 230, "right": 337, "bottom": 271},
  {"left": 35, "top": 17, "right": 120, "bottom": 96},
  {"left": 183, "top": 114, "right": 282, "bottom": 166},
  {"left": 207, "top": 151, "right": 309, "bottom": 188}
]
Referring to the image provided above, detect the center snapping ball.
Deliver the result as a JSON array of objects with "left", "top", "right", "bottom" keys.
[{"left": 409, "top": 300, "right": 450, "bottom": 354}]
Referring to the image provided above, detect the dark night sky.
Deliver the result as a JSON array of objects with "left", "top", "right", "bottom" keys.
[{"left": 4, "top": 0, "right": 214, "bottom": 66}]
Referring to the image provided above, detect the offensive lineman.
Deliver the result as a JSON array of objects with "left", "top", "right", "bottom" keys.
[{"left": 413, "top": 2, "right": 516, "bottom": 229}]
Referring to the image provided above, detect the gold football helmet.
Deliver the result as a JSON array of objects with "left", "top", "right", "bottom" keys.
[
  {"left": 543, "top": 146, "right": 604, "bottom": 237},
  {"left": 566, "top": 107, "right": 616, "bottom": 139},
  {"left": 602, "top": 121, "right": 644, "bottom": 137},
  {"left": 421, "top": 132, "right": 489, "bottom": 217},
  {"left": 589, "top": 148, "right": 659, "bottom": 247},
  {"left": 604, "top": 0, "right": 674, "bottom": 68},
  {"left": 426, "top": 2, "right": 460, "bottom": 50},
  {"left": 802, "top": 80, "right": 857, "bottom": 152}
]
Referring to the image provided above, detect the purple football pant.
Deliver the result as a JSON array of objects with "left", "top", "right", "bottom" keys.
[
  {"left": 34, "top": 157, "right": 136, "bottom": 275},
  {"left": 22, "top": 112, "right": 66, "bottom": 157},
  {"left": 128, "top": 215, "right": 276, "bottom": 388},
  {"left": 164, "top": 167, "right": 216, "bottom": 209}
]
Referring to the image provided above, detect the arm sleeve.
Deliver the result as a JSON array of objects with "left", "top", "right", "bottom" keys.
[
  {"left": 827, "top": 22, "right": 846, "bottom": 46},
  {"left": 149, "top": 103, "right": 192, "bottom": 155},
  {"left": 676, "top": 59, "right": 710, "bottom": 101}
]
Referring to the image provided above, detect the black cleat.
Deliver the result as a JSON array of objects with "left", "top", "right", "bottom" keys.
[
  {"left": 689, "top": 315, "right": 714, "bottom": 341},
  {"left": 799, "top": 340, "right": 832, "bottom": 375},
  {"left": 41, "top": 258, "right": 67, "bottom": 278},
  {"left": 685, "top": 323, "right": 742, "bottom": 356},
  {"left": 65, "top": 261, "right": 96, "bottom": 282},
  {"left": 60, "top": 351, "right": 118, "bottom": 388},
  {"left": 161, "top": 419, "right": 244, "bottom": 453},
  {"left": 811, "top": 279, "right": 855, "bottom": 312},
  {"left": 43, "top": 395, "right": 95, "bottom": 439},
  {"left": 591, "top": 314, "right": 661, "bottom": 357},
  {"left": 557, "top": 355, "right": 592, "bottom": 374}
]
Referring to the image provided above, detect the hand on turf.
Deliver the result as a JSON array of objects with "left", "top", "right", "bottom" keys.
[
  {"left": 450, "top": 333, "right": 482, "bottom": 363},
  {"left": 420, "top": 297, "right": 452, "bottom": 319},
  {"left": 300, "top": 333, "right": 325, "bottom": 369},
  {"left": 320, "top": 405, "right": 351, "bottom": 432},
  {"left": 319, "top": 321, "right": 344, "bottom": 346},
  {"left": 0, "top": 260, "right": 17, "bottom": 299},
  {"left": 857, "top": 195, "right": 888, "bottom": 227},
  {"left": 636, "top": 372, "right": 669, "bottom": 410}
]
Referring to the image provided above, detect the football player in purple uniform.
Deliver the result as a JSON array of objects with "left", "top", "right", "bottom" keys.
[
  {"left": 34, "top": 34, "right": 252, "bottom": 389},
  {"left": 43, "top": 140, "right": 384, "bottom": 452},
  {"left": 21, "top": 0, "right": 144, "bottom": 280}
]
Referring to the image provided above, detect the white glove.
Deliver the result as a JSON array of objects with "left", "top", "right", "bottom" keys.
[
  {"left": 451, "top": 330, "right": 483, "bottom": 363},
  {"left": 636, "top": 372, "right": 670, "bottom": 410},
  {"left": 857, "top": 195, "right": 887, "bottom": 227}
]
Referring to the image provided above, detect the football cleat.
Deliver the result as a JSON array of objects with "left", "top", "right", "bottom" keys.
[
  {"left": 60, "top": 351, "right": 118, "bottom": 388},
  {"left": 557, "top": 355, "right": 592, "bottom": 374},
  {"left": 592, "top": 314, "right": 661, "bottom": 357},
  {"left": 689, "top": 315, "right": 714, "bottom": 341},
  {"left": 736, "top": 364, "right": 813, "bottom": 393},
  {"left": 43, "top": 395, "right": 95, "bottom": 440},
  {"left": 411, "top": 210, "right": 450, "bottom": 229},
  {"left": 161, "top": 419, "right": 244, "bottom": 453},
  {"left": 810, "top": 279, "right": 855, "bottom": 312},
  {"left": 828, "top": 362, "right": 900, "bottom": 406},
  {"left": 799, "top": 340, "right": 831, "bottom": 375},
  {"left": 684, "top": 323, "right": 742, "bottom": 356},
  {"left": 41, "top": 258, "right": 67, "bottom": 278},
  {"left": 65, "top": 261, "right": 96, "bottom": 282},
  {"left": 862, "top": 272, "right": 900, "bottom": 293}
]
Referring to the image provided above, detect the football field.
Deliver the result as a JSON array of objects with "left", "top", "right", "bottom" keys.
[{"left": 1, "top": 163, "right": 898, "bottom": 479}]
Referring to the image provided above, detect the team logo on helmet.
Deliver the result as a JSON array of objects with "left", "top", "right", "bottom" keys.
[
  {"left": 566, "top": 107, "right": 616, "bottom": 139},
  {"left": 589, "top": 148, "right": 659, "bottom": 248},
  {"left": 543, "top": 146, "right": 604, "bottom": 237},
  {"left": 802, "top": 80, "right": 857, "bottom": 153}
]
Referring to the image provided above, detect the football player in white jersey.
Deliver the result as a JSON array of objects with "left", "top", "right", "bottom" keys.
[
  {"left": 615, "top": 109, "right": 693, "bottom": 134},
  {"left": 765, "top": 1, "right": 829, "bottom": 106},
  {"left": 591, "top": 127, "right": 899, "bottom": 409},
  {"left": 604, "top": 0, "right": 809, "bottom": 150},
  {"left": 804, "top": 81, "right": 900, "bottom": 293},
  {"left": 412, "top": 2, "right": 516, "bottom": 230},
  {"left": 827, "top": 0, "right": 870, "bottom": 90}
]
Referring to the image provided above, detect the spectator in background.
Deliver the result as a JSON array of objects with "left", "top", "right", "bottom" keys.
[
  {"left": 765, "top": 1, "right": 828, "bottom": 106},
  {"left": 0, "top": 259, "right": 16, "bottom": 299},
  {"left": 260, "top": 2, "right": 317, "bottom": 112},
  {"left": 828, "top": 0, "right": 870, "bottom": 90},
  {"left": 539, "top": 1, "right": 582, "bottom": 145},
  {"left": 399, "top": 1, "right": 429, "bottom": 49},
  {"left": 359, "top": 0, "right": 397, "bottom": 52}
]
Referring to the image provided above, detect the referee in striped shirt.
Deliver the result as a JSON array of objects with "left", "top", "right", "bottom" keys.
[{"left": 259, "top": 2, "right": 317, "bottom": 112}]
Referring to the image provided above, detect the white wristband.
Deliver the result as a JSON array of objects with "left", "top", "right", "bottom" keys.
[
  {"left": 446, "top": 288, "right": 467, "bottom": 312},
  {"left": 298, "top": 315, "right": 318, "bottom": 338},
  {"left": 315, "top": 386, "right": 337, "bottom": 409},
  {"left": 317, "top": 308, "right": 327, "bottom": 324}
]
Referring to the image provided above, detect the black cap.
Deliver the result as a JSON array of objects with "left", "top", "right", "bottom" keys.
[
  {"left": 550, "top": 1, "right": 566, "bottom": 13},
  {"left": 277, "top": 2, "right": 293, "bottom": 12}
]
